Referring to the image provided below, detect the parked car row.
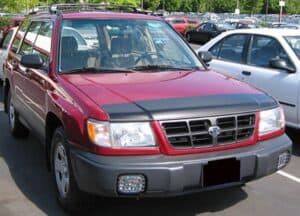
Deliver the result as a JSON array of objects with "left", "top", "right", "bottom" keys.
[
  {"left": 164, "top": 16, "right": 200, "bottom": 35},
  {"left": 186, "top": 21, "right": 235, "bottom": 44}
]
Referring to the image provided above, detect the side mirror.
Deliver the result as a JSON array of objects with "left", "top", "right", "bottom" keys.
[
  {"left": 198, "top": 51, "right": 213, "bottom": 64},
  {"left": 269, "top": 58, "right": 296, "bottom": 73},
  {"left": 21, "top": 54, "right": 44, "bottom": 69}
]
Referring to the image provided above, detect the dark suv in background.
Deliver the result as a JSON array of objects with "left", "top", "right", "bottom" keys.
[{"left": 3, "top": 4, "right": 292, "bottom": 212}]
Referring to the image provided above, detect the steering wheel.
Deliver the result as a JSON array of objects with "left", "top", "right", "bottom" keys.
[{"left": 134, "top": 53, "right": 158, "bottom": 65}]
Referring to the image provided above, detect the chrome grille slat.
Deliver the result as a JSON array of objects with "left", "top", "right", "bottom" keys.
[{"left": 161, "top": 113, "right": 256, "bottom": 149}]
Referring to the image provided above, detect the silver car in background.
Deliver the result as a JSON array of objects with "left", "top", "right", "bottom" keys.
[
  {"left": 198, "top": 29, "right": 300, "bottom": 129},
  {"left": 0, "top": 27, "right": 17, "bottom": 83}
]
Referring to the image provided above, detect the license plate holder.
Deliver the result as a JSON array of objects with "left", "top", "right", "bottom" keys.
[{"left": 203, "top": 158, "right": 240, "bottom": 187}]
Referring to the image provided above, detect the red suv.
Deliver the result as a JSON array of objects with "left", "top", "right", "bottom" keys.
[
  {"left": 3, "top": 4, "right": 292, "bottom": 212},
  {"left": 165, "top": 16, "right": 200, "bottom": 35}
]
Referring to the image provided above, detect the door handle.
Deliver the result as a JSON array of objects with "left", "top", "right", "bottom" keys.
[{"left": 242, "top": 71, "right": 251, "bottom": 76}]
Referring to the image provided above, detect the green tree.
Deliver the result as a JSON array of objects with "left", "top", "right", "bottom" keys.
[
  {"left": 164, "top": 0, "right": 181, "bottom": 12},
  {"left": 143, "top": 0, "right": 160, "bottom": 10},
  {"left": 180, "top": 0, "right": 192, "bottom": 12},
  {"left": 241, "top": 0, "right": 264, "bottom": 14},
  {"left": 213, "top": 0, "right": 236, "bottom": 13},
  {"left": 191, "top": 0, "right": 201, "bottom": 12}
]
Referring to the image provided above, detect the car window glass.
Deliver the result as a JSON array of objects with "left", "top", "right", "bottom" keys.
[
  {"left": 19, "top": 21, "right": 42, "bottom": 55},
  {"left": 11, "top": 19, "right": 30, "bottom": 53},
  {"left": 203, "top": 24, "right": 211, "bottom": 31},
  {"left": 33, "top": 21, "right": 53, "bottom": 66},
  {"left": 198, "top": 24, "right": 206, "bottom": 31},
  {"left": 2, "top": 29, "right": 14, "bottom": 49},
  {"left": 188, "top": 20, "right": 197, "bottom": 24},
  {"left": 285, "top": 36, "right": 300, "bottom": 59},
  {"left": 211, "top": 24, "right": 217, "bottom": 31},
  {"left": 218, "top": 34, "right": 248, "bottom": 63},
  {"left": 209, "top": 42, "right": 222, "bottom": 57},
  {"left": 171, "top": 19, "right": 185, "bottom": 24},
  {"left": 59, "top": 19, "right": 204, "bottom": 72},
  {"left": 249, "top": 35, "right": 292, "bottom": 68}
]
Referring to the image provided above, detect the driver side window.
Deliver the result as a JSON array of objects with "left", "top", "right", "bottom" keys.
[{"left": 249, "top": 35, "right": 292, "bottom": 68}]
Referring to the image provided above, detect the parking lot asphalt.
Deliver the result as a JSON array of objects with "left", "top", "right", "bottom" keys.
[{"left": 0, "top": 78, "right": 300, "bottom": 215}]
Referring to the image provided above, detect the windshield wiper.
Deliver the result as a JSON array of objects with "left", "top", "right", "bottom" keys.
[
  {"left": 129, "top": 65, "right": 198, "bottom": 72},
  {"left": 62, "top": 67, "right": 135, "bottom": 74}
]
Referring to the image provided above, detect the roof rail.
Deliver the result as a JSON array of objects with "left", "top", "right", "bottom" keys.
[{"left": 46, "top": 3, "right": 149, "bottom": 15}]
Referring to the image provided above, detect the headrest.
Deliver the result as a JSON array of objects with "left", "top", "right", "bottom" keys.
[
  {"left": 111, "top": 37, "right": 131, "bottom": 54},
  {"left": 61, "top": 36, "right": 78, "bottom": 53}
]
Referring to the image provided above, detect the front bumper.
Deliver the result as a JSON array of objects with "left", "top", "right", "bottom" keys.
[{"left": 70, "top": 134, "right": 292, "bottom": 197}]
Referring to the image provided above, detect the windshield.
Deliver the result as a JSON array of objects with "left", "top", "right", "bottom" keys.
[
  {"left": 216, "top": 23, "right": 235, "bottom": 30},
  {"left": 285, "top": 36, "right": 300, "bottom": 59},
  {"left": 59, "top": 19, "right": 203, "bottom": 73}
]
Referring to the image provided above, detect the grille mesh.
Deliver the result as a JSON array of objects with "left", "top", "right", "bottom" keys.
[{"left": 161, "top": 114, "right": 256, "bottom": 149}]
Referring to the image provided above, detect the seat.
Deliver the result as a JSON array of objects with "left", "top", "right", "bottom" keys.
[
  {"left": 60, "top": 36, "right": 88, "bottom": 71},
  {"left": 251, "top": 46, "right": 278, "bottom": 67},
  {"left": 110, "top": 36, "right": 134, "bottom": 67},
  {"left": 219, "top": 49, "right": 241, "bottom": 63}
]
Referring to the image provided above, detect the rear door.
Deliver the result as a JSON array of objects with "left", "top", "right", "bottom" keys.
[
  {"left": 6, "top": 19, "right": 31, "bottom": 116},
  {"left": 18, "top": 20, "right": 53, "bottom": 139},
  {"left": 13, "top": 21, "right": 43, "bottom": 132},
  {"left": 207, "top": 34, "right": 250, "bottom": 79}
]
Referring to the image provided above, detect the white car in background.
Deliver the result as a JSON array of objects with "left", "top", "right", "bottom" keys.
[
  {"left": 198, "top": 28, "right": 300, "bottom": 129},
  {"left": 0, "top": 27, "right": 17, "bottom": 83}
]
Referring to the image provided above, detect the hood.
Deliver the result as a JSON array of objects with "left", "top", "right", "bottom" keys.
[{"left": 60, "top": 70, "right": 277, "bottom": 121}]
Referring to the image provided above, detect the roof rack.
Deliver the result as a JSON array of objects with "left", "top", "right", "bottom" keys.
[{"left": 44, "top": 3, "right": 150, "bottom": 15}]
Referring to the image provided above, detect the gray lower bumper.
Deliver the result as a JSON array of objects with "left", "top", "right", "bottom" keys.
[{"left": 70, "top": 134, "right": 292, "bottom": 197}]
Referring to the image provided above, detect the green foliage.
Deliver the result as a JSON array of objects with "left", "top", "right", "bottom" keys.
[
  {"left": 0, "top": 16, "right": 13, "bottom": 30},
  {"left": 213, "top": 0, "right": 236, "bottom": 13},
  {"left": 164, "top": 0, "right": 181, "bottom": 12},
  {"left": 143, "top": 0, "right": 160, "bottom": 10}
]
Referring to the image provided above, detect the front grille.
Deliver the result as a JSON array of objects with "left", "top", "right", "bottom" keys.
[{"left": 161, "top": 113, "right": 256, "bottom": 149}]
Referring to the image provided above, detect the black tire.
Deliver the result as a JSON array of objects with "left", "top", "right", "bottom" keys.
[
  {"left": 7, "top": 91, "right": 29, "bottom": 138},
  {"left": 50, "top": 127, "right": 95, "bottom": 213}
]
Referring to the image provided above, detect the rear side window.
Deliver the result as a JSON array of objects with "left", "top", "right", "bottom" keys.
[
  {"left": 210, "top": 34, "right": 248, "bottom": 63},
  {"left": 19, "top": 21, "right": 42, "bottom": 55},
  {"left": 11, "top": 19, "right": 30, "bottom": 53},
  {"left": 188, "top": 20, "right": 197, "bottom": 24},
  {"left": 171, "top": 19, "right": 185, "bottom": 24}
]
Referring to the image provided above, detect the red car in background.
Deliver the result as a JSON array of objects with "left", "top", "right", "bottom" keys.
[
  {"left": 165, "top": 16, "right": 200, "bottom": 35},
  {"left": 2, "top": 16, "right": 24, "bottom": 38}
]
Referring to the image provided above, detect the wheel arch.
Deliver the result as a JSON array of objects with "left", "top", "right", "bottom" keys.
[{"left": 45, "top": 112, "right": 63, "bottom": 171}]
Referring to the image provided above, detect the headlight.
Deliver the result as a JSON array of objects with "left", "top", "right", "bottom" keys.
[
  {"left": 259, "top": 107, "right": 285, "bottom": 137},
  {"left": 87, "top": 120, "right": 156, "bottom": 148}
]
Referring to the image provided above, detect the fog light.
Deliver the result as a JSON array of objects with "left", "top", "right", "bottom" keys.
[
  {"left": 277, "top": 151, "right": 291, "bottom": 169},
  {"left": 117, "top": 175, "right": 146, "bottom": 194}
]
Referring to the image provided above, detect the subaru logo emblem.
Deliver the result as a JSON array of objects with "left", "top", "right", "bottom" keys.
[{"left": 208, "top": 126, "right": 221, "bottom": 138}]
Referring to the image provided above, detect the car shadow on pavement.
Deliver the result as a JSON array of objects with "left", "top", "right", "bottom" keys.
[
  {"left": 0, "top": 86, "right": 248, "bottom": 216},
  {"left": 89, "top": 187, "right": 248, "bottom": 216},
  {"left": 286, "top": 128, "right": 300, "bottom": 157},
  {"left": 0, "top": 86, "right": 65, "bottom": 215}
]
